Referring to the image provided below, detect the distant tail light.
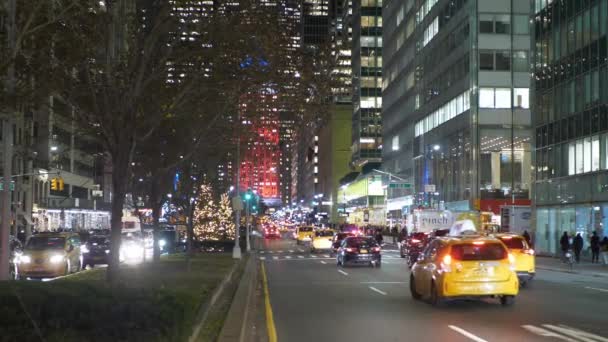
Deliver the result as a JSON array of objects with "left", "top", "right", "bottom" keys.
[
  {"left": 371, "top": 246, "right": 381, "bottom": 253},
  {"left": 410, "top": 239, "right": 421, "bottom": 244},
  {"left": 345, "top": 247, "right": 357, "bottom": 253}
]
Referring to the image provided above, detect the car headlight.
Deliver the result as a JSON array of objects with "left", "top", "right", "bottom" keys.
[
  {"left": 105, "top": 249, "right": 110, "bottom": 254},
  {"left": 81, "top": 245, "right": 89, "bottom": 253},
  {"left": 49, "top": 255, "right": 65, "bottom": 264},
  {"left": 19, "top": 255, "right": 31, "bottom": 264},
  {"left": 159, "top": 239, "right": 166, "bottom": 248}
]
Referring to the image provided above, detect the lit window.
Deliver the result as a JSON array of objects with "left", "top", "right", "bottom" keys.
[
  {"left": 479, "top": 88, "right": 495, "bottom": 108},
  {"left": 495, "top": 88, "right": 512, "bottom": 108},
  {"left": 392, "top": 136, "right": 399, "bottom": 151},
  {"left": 592, "top": 135, "right": 600, "bottom": 171},
  {"left": 514, "top": 88, "right": 530, "bottom": 108}
]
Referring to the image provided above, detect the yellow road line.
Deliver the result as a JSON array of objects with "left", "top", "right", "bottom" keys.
[{"left": 261, "top": 263, "right": 278, "bottom": 342}]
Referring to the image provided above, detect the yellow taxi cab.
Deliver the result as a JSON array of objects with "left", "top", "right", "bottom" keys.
[
  {"left": 494, "top": 233, "right": 535, "bottom": 286},
  {"left": 17, "top": 232, "right": 83, "bottom": 279},
  {"left": 311, "top": 229, "right": 335, "bottom": 252},
  {"left": 295, "top": 226, "right": 315, "bottom": 245},
  {"left": 410, "top": 236, "right": 519, "bottom": 307}
]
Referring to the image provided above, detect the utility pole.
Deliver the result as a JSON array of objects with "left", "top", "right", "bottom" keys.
[
  {"left": 232, "top": 115, "right": 242, "bottom": 259},
  {"left": 1, "top": 0, "right": 17, "bottom": 281}
]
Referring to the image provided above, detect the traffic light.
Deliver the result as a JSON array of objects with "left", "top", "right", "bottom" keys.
[
  {"left": 51, "top": 178, "right": 58, "bottom": 191},
  {"left": 58, "top": 178, "right": 65, "bottom": 191}
]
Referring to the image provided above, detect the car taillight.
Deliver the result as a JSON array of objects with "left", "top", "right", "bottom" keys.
[
  {"left": 411, "top": 239, "right": 421, "bottom": 244},
  {"left": 523, "top": 249, "right": 535, "bottom": 255},
  {"left": 371, "top": 246, "right": 381, "bottom": 252},
  {"left": 440, "top": 254, "right": 452, "bottom": 272},
  {"left": 345, "top": 247, "right": 357, "bottom": 253}
]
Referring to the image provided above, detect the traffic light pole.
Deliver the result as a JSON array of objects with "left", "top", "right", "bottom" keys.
[{"left": 246, "top": 199, "right": 250, "bottom": 252}]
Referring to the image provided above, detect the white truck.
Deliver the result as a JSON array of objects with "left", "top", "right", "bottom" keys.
[
  {"left": 407, "top": 209, "right": 454, "bottom": 233},
  {"left": 500, "top": 205, "right": 532, "bottom": 234}
]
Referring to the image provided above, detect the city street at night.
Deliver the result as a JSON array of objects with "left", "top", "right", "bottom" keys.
[{"left": 259, "top": 238, "right": 608, "bottom": 342}]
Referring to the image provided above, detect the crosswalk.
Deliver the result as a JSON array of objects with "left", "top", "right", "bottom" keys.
[
  {"left": 448, "top": 324, "right": 608, "bottom": 342},
  {"left": 257, "top": 249, "right": 404, "bottom": 262}
]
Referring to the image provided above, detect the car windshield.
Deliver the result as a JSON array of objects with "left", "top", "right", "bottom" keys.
[
  {"left": 26, "top": 236, "right": 65, "bottom": 250},
  {"left": 346, "top": 237, "right": 376, "bottom": 248},
  {"left": 316, "top": 231, "right": 334, "bottom": 237},
  {"left": 89, "top": 236, "right": 109, "bottom": 245},
  {"left": 499, "top": 237, "right": 526, "bottom": 249},
  {"left": 299, "top": 227, "right": 313, "bottom": 232},
  {"left": 451, "top": 243, "right": 507, "bottom": 261}
]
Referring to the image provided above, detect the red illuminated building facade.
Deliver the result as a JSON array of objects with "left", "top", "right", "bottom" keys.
[{"left": 238, "top": 93, "right": 282, "bottom": 202}]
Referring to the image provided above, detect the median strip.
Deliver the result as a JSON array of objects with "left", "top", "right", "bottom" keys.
[
  {"left": 448, "top": 325, "right": 488, "bottom": 342},
  {"left": 368, "top": 286, "right": 387, "bottom": 296}
]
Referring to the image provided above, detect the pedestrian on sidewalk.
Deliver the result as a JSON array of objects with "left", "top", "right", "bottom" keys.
[
  {"left": 573, "top": 233, "right": 584, "bottom": 263},
  {"left": 560, "top": 232, "right": 570, "bottom": 262},
  {"left": 601, "top": 237, "right": 608, "bottom": 265},
  {"left": 590, "top": 231, "right": 600, "bottom": 264},
  {"left": 391, "top": 226, "right": 398, "bottom": 243}
]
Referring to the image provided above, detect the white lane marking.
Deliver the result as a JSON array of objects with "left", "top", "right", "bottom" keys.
[
  {"left": 285, "top": 256, "right": 292, "bottom": 259},
  {"left": 298, "top": 255, "right": 304, "bottom": 259},
  {"left": 585, "top": 286, "right": 608, "bottom": 293},
  {"left": 268, "top": 251, "right": 274, "bottom": 254},
  {"left": 259, "top": 257, "right": 266, "bottom": 260},
  {"left": 289, "top": 250, "right": 294, "bottom": 253},
  {"left": 360, "top": 281, "right": 405, "bottom": 284},
  {"left": 323, "top": 254, "right": 330, "bottom": 258},
  {"left": 277, "top": 250, "right": 283, "bottom": 253},
  {"left": 448, "top": 325, "right": 489, "bottom": 342},
  {"left": 337, "top": 269, "right": 348, "bottom": 276},
  {"left": 272, "top": 256, "right": 279, "bottom": 260},
  {"left": 522, "top": 325, "right": 577, "bottom": 342},
  {"left": 368, "top": 286, "right": 387, "bottom": 295},
  {"left": 320, "top": 261, "right": 327, "bottom": 264},
  {"left": 311, "top": 255, "right": 318, "bottom": 258},
  {"left": 298, "top": 248, "right": 304, "bottom": 252},
  {"left": 260, "top": 251, "right": 265, "bottom": 254},
  {"left": 543, "top": 324, "right": 608, "bottom": 342}
]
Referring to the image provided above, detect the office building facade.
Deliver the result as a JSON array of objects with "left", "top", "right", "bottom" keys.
[
  {"left": 382, "top": 0, "right": 532, "bottom": 216},
  {"left": 533, "top": 0, "right": 608, "bottom": 254},
  {"left": 351, "top": 0, "right": 383, "bottom": 167}
]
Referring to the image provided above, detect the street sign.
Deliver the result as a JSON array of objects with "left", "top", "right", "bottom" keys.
[
  {"left": 0, "top": 181, "right": 15, "bottom": 191},
  {"left": 424, "top": 184, "right": 436, "bottom": 193},
  {"left": 388, "top": 183, "right": 411, "bottom": 189}
]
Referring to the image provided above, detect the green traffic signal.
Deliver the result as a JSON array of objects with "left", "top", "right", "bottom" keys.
[{"left": 245, "top": 193, "right": 252, "bottom": 200}]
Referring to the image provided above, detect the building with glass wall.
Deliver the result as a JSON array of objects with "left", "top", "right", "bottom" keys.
[
  {"left": 382, "top": 0, "right": 532, "bottom": 218},
  {"left": 533, "top": 0, "right": 608, "bottom": 255},
  {"left": 351, "top": 0, "right": 383, "bottom": 167}
]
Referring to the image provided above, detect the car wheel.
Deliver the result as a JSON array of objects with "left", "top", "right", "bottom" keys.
[
  {"left": 410, "top": 275, "right": 421, "bottom": 300},
  {"left": 500, "top": 295, "right": 515, "bottom": 306},
  {"left": 430, "top": 282, "right": 442, "bottom": 307}
]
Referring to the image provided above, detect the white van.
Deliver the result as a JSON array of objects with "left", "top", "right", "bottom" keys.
[{"left": 121, "top": 216, "right": 141, "bottom": 233}]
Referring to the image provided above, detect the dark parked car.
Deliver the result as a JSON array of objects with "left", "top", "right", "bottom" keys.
[
  {"left": 82, "top": 235, "right": 110, "bottom": 268},
  {"left": 336, "top": 237, "right": 381, "bottom": 267}
]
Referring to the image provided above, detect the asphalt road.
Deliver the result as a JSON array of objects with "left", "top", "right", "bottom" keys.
[{"left": 259, "top": 237, "right": 608, "bottom": 342}]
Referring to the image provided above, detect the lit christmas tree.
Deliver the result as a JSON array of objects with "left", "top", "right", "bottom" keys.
[
  {"left": 217, "top": 193, "right": 235, "bottom": 240},
  {"left": 193, "top": 183, "right": 220, "bottom": 241}
]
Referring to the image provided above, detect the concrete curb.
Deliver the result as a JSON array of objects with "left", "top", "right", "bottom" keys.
[
  {"left": 189, "top": 256, "right": 244, "bottom": 342},
  {"left": 537, "top": 266, "right": 608, "bottom": 278},
  {"left": 218, "top": 255, "right": 258, "bottom": 342}
]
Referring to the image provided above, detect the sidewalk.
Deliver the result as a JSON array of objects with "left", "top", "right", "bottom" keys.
[{"left": 536, "top": 256, "right": 608, "bottom": 278}]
